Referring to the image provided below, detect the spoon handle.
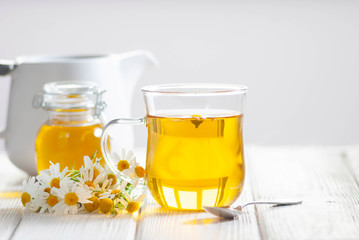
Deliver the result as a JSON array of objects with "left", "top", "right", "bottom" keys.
[{"left": 238, "top": 200, "right": 303, "bottom": 210}]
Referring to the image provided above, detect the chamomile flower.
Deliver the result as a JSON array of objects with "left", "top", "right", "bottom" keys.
[
  {"left": 21, "top": 148, "right": 146, "bottom": 217},
  {"left": 90, "top": 178, "right": 114, "bottom": 198},
  {"left": 52, "top": 180, "right": 92, "bottom": 215},
  {"left": 21, "top": 177, "right": 47, "bottom": 212},
  {"left": 37, "top": 162, "right": 69, "bottom": 189},
  {"left": 99, "top": 180, "right": 128, "bottom": 200},
  {"left": 84, "top": 196, "right": 100, "bottom": 212},
  {"left": 99, "top": 198, "right": 113, "bottom": 214},
  {"left": 111, "top": 149, "right": 136, "bottom": 177},
  {"left": 119, "top": 192, "right": 146, "bottom": 213},
  {"left": 39, "top": 189, "right": 59, "bottom": 213},
  {"left": 126, "top": 157, "right": 146, "bottom": 187},
  {"left": 106, "top": 172, "right": 118, "bottom": 186},
  {"left": 78, "top": 156, "right": 106, "bottom": 190},
  {"left": 104, "top": 161, "right": 118, "bottom": 186}
]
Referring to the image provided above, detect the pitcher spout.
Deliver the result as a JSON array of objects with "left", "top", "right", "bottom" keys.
[
  {"left": 113, "top": 50, "right": 159, "bottom": 69},
  {"left": 112, "top": 50, "right": 159, "bottom": 93},
  {"left": 101, "top": 50, "right": 158, "bottom": 150},
  {"left": 107, "top": 50, "right": 159, "bottom": 117}
]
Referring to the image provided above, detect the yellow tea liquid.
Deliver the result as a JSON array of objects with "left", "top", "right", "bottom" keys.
[
  {"left": 35, "top": 123, "right": 104, "bottom": 173},
  {"left": 146, "top": 110, "right": 245, "bottom": 210}
]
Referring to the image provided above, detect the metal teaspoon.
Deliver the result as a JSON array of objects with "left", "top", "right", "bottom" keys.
[{"left": 203, "top": 200, "right": 303, "bottom": 218}]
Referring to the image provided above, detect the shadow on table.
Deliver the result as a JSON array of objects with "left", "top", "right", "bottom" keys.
[
  {"left": 139, "top": 204, "right": 204, "bottom": 217},
  {"left": 139, "top": 204, "right": 239, "bottom": 225},
  {"left": 183, "top": 217, "right": 234, "bottom": 225}
]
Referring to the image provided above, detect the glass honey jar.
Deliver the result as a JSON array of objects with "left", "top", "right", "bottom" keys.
[{"left": 33, "top": 81, "right": 106, "bottom": 173}]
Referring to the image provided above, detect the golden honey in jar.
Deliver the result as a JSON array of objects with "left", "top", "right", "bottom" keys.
[{"left": 33, "top": 81, "right": 106, "bottom": 173}]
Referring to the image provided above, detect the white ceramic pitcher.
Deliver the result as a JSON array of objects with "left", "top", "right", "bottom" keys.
[{"left": 0, "top": 50, "right": 158, "bottom": 175}]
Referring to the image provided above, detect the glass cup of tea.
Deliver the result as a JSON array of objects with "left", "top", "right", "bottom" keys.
[{"left": 101, "top": 83, "right": 248, "bottom": 210}]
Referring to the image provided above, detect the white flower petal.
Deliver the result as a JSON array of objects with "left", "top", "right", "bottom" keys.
[
  {"left": 136, "top": 194, "right": 146, "bottom": 203},
  {"left": 69, "top": 205, "right": 78, "bottom": 215},
  {"left": 119, "top": 198, "right": 128, "bottom": 206},
  {"left": 124, "top": 192, "right": 132, "bottom": 202},
  {"left": 133, "top": 178, "right": 139, "bottom": 188},
  {"left": 84, "top": 156, "right": 92, "bottom": 167},
  {"left": 128, "top": 150, "right": 135, "bottom": 161},
  {"left": 60, "top": 166, "right": 68, "bottom": 178},
  {"left": 121, "top": 149, "right": 126, "bottom": 159},
  {"left": 120, "top": 180, "right": 128, "bottom": 191}
]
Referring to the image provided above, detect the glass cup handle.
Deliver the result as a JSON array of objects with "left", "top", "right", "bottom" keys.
[{"left": 100, "top": 117, "right": 146, "bottom": 174}]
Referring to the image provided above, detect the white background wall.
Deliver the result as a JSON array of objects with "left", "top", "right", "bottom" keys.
[{"left": 0, "top": 0, "right": 358, "bottom": 146}]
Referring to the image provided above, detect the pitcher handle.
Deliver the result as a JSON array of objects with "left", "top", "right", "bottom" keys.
[
  {"left": 0, "top": 60, "right": 14, "bottom": 138},
  {"left": 0, "top": 126, "right": 5, "bottom": 139},
  {"left": 101, "top": 117, "right": 146, "bottom": 174},
  {"left": 0, "top": 60, "right": 15, "bottom": 76}
]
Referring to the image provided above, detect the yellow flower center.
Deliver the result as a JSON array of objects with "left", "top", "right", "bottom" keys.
[
  {"left": 93, "top": 168, "right": 100, "bottom": 181},
  {"left": 117, "top": 160, "right": 130, "bottom": 171},
  {"left": 99, "top": 198, "right": 113, "bottom": 214},
  {"left": 84, "top": 196, "right": 100, "bottom": 212},
  {"left": 47, "top": 195, "right": 59, "bottom": 207},
  {"left": 21, "top": 192, "right": 31, "bottom": 207},
  {"left": 64, "top": 192, "right": 79, "bottom": 206},
  {"left": 50, "top": 178, "right": 60, "bottom": 188},
  {"left": 135, "top": 166, "right": 146, "bottom": 178},
  {"left": 107, "top": 174, "right": 117, "bottom": 186},
  {"left": 85, "top": 181, "right": 95, "bottom": 188},
  {"left": 126, "top": 201, "right": 140, "bottom": 213},
  {"left": 110, "top": 189, "right": 121, "bottom": 198},
  {"left": 44, "top": 187, "right": 51, "bottom": 194}
]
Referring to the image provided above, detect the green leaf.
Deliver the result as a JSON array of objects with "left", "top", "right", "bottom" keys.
[{"left": 91, "top": 151, "right": 98, "bottom": 161}]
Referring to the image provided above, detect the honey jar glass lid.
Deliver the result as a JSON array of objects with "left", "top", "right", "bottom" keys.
[{"left": 33, "top": 81, "right": 106, "bottom": 115}]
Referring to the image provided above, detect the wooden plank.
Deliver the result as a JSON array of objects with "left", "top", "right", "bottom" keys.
[
  {"left": 246, "top": 146, "right": 359, "bottom": 240},
  {"left": 0, "top": 174, "right": 24, "bottom": 240},
  {"left": 0, "top": 194, "right": 23, "bottom": 240},
  {"left": 342, "top": 146, "right": 359, "bottom": 185},
  {"left": 136, "top": 178, "right": 260, "bottom": 240},
  {"left": 12, "top": 212, "right": 138, "bottom": 240},
  {"left": 0, "top": 145, "right": 27, "bottom": 240},
  {"left": 3, "top": 145, "right": 359, "bottom": 239}
]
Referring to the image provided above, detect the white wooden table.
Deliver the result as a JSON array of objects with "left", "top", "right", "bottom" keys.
[{"left": 1, "top": 143, "right": 359, "bottom": 240}]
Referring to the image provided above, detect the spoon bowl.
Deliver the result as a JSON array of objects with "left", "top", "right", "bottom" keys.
[{"left": 203, "top": 200, "right": 303, "bottom": 218}]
